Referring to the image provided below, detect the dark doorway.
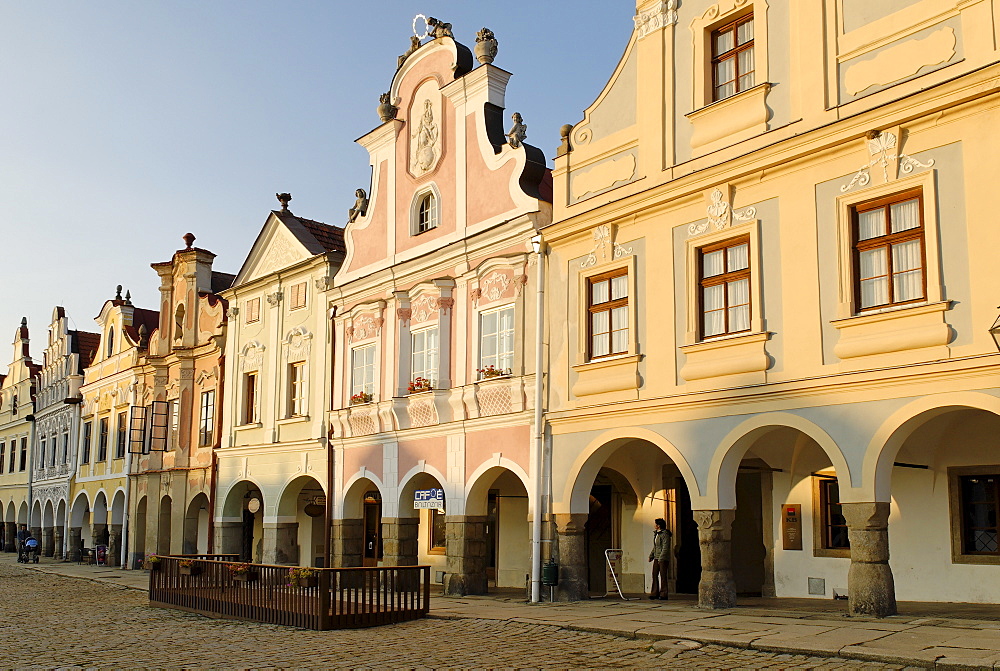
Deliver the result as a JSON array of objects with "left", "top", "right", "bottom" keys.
[
  {"left": 486, "top": 489, "right": 499, "bottom": 585},
  {"left": 240, "top": 510, "right": 254, "bottom": 562},
  {"left": 675, "top": 480, "right": 701, "bottom": 594},
  {"left": 585, "top": 483, "right": 614, "bottom": 595},
  {"left": 363, "top": 491, "right": 382, "bottom": 567},
  {"left": 732, "top": 470, "right": 766, "bottom": 596}
]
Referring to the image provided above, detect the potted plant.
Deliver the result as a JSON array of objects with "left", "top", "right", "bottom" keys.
[
  {"left": 228, "top": 562, "right": 258, "bottom": 583},
  {"left": 476, "top": 365, "right": 510, "bottom": 380},
  {"left": 407, "top": 377, "right": 432, "bottom": 394},
  {"left": 288, "top": 566, "right": 319, "bottom": 588},
  {"left": 178, "top": 558, "right": 201, "bottom": 576},
  {"left": 142, "top": 553, "right": 161, "bottom": 571},
  {"left": 350, "top": 391, "right": 373, "bottom": 405}
]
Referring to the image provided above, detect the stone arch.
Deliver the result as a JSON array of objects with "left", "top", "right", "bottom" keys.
[
  {"left": 276, "top": 474, "right": 326, "bottom": 518},
  {"left": 563, "top": 427, "right": 699, "bottom": 515},
  {"left": 55, "top": 499, "right": 66, "bottom": 528},
  {"left": 4, "top": 501, "right": 14, "bottom": 523},
  {"left": 341, "top": 472, "right": 386, "bottom": 520},
  {"left": 42, "top": 500, "right": 54, "bottom": 528},
  {"left": 70, "top": 492, "right": 90, "bottom": 527},
  {"left": 218, "top": 480, "right": 264, "bottom": 563},
  {"left": 708, "top": 412, "right": 852, "bottom": 509},
  {"left": 157, "top": 495, "right": 172, "bottom": 554},
  {"left": 93, "top": 490, "right": 109, "bottom": 524},
  {"left": 395, "top": 463, "right": 449, "bottom": 519},
  {"left": 17, "top": 501, "right": 29, "bottom": 525},
  {"left": 134, "top": 496, "right": 147, "bottom": 561},
  {"left": 220, "top": 478, "right": 266, "bottom": 518},
  {"left": 864, "top": 391, "right": 1000, "bottom": 503},
  {"left": 31, "top": 500, "right": 42, "bottom": 528},
  {"left": 183, "top": 493, "right": 211, "bottom": 554},
  {"left": 464, "top": 458, "right": 531, "bottom": 517},
  {"left": 110, "top": 489, "right": 126, "bottom": 526}
]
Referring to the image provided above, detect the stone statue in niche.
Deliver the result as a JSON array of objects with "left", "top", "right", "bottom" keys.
[
  {"left": 475, "top": 27, "right": 498, "bottom": 64},
  {"left": 348, "top": 189, "right": 368, "bottom": 223},
  {"left": 427, "top": 17, "right": 453, "bottom": 38},
  {"left": 398, "top": 35, "right": 421, "bottom": 69},
  {"left": 507, "top": 112, "right": 527, "bottom": 149},
  {"left": 411, "top": 99, "right": 439, "bottom": 172}
]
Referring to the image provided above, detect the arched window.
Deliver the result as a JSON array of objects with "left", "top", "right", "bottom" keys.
[
  {"left": 106, "top": 329, "right": 115, "bottom": 357},
  {"left": 414, "top": 191, "right": 438, "bottom": 234},
  {"left": 174, "top": 304, "right": 185, "bottom": 341}
]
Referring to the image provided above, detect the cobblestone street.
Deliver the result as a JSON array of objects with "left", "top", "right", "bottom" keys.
[{"left": 0, "top": 562, "right": 922, "bottom": 669}]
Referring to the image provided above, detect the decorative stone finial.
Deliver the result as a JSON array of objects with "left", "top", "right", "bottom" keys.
[
  {"left": 475, "top": 27, "right": 498, "bottom": 64},
  {"left": 348, "top": 189, "right": 369, "bottom": 223},
  {"left": 276, "top": 193, "right": 292, "bottom": 212},
  {"left": 20, "top": 317, "right": 27, "bottom": 327},
  {"left": 398, "top": 35, "right": 421, "bottom": 68},
  {"left": 115, "top": 285, "right": 123, "bottom": 300},
  {"left": 557, "top": 123, "right": 574, "bottom": 157},
  {"left": 125, "top": 290, "right": 132, "bottom": 306},
  {"left": 183, "top": 232, "right": 196, "bottom": 248},
  {"left": 138, "top": 323, "right": 149, "bottom": 348},
  {"left": 377, "top": 93, "right": 399, "bottom": 122},
  {"left": 507, "top": 112, "right": 527, "bottom": 149},
  {"left": 427, "top": 17, "right": 453, "bottom": 39}
]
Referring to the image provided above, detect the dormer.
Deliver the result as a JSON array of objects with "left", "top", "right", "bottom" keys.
[
  {"left": 91, "top": 286, "right": 159, "bottom": 366},
  {"left": 337, "top": 20, "right": 551, "bottom": 285}
]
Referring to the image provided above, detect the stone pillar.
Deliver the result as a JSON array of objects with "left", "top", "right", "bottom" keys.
[
  {"left": 53, "top": 526, "right": 64, "bottom": 560},
  {"left": 30, "top": 526, "right": 42, "bottom": 547},
  {"left": 216, "top": 521, "right": 243, "bottom": 556},
  {"left": 381, "top": 518, "right": 419, "bottom": 566},
  {"left": 262, "top": 522, "right": 298, "bottom": 565},
  {"left": 92, "top": 523, "right": 109, "bottom": 550},
  {"left": 553, "top": 513, "right": 589, "bottom": 601},
  {"left": 844, "top": 502, "right": 896, "bottom": 617},
  {"left": 3, "top": 522, "right": 14, "bottom": 552},
  {"left": 694, "top": 509, "right": 737, "bottom": 609},
  {"left": 42, "top": 527, "right": 55, "bottom": 557},
  {"left": 443, "top": 515, "right": 488, "bottom": 596},
  {"left": 68, "top": 527, "right": 82, "bottom": 561},
  {"left": 107, "top": 525, "right": 123, "bottom": 567},
  {"left": 331, "top": 519, "right": 363, "bottom": 568}
]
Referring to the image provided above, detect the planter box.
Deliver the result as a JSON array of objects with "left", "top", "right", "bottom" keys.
[
  {"left": 291, "top": 575, "right": 318, "bottom": 588},
  {"left": 144, "top": 562, "right": 161, "bottom": 571},
  {"left": 179, "top": 565, "right": 201, "bottom": 576},
  {"left": 232, "top": 571, "right": 259, "bottom": 583}
]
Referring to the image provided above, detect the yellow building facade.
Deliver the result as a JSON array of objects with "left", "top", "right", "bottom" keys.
[
  {"left": 542, "top": 0, "right": 1000, "bottom": 614},
  {"left": 0, "top": 319, "right": 39, "bottom": 552}
]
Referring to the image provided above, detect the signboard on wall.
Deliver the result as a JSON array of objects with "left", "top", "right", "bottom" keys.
[
  {"left": 782, "top": 504, "right": 803, "bottom": 550},
  {"left": 414, "top": 488, "right": 445, "bottom": 513}
]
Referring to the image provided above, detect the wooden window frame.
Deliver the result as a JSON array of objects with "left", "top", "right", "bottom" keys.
[
  {"left": 949, "top": 467, "right": 1000, "bottom": 564},
  {"left": 478, "top": 304, "right": 515, "bottom": 375},
  {"left": 287, "top": 362, "right": 306, "bottom": 417},
  {"left": 429, "top": 508, "right": 447, "bottom": 554},
  {"left": 18, "top": 438, "right": 27, "bottom": 471},
  {"left": 416, "top": 193, "right": 438, "bottom": 234},
  {"left": 851, "top": 188, "right": 927, "bottom": 313},
  {"left": 98, "top": 417, "right": 109, "bottom": 461},
  {"left": 587, "top": 267, "right": 630, "bottom": 361},
  {"left": 199, "top": 389, "right": 216, "bottom": 446},
  {"left": 245, "top": 297, "right": 261, "bottom": 324},
  {"left": 351, "top": 345, "right": 376, "bottom": 398},
  {"left": 290, "top": 282, "right": 307, "bottom": 311},
  {"left": 0, "top": 442, "right": 6, "bottom": 474},
  {"left": 81, "top": 422, "right": 92, "bottom": 464},
  {"left": 698, "top": 235, "right": 751, "bottom": 340},
  {"left": 243, "top": 372, "right": 259, "bottom": 425},
  {"left": 115, "top": 411, "right": 127, "bottom": 459},
  {"left": 711, "top": 14, "right": 755, "bottom": 102}
]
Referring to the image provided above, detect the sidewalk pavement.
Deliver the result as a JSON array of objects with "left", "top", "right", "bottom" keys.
[{"left": 9, "top": 554, "right": 1000, "bottom": 668}]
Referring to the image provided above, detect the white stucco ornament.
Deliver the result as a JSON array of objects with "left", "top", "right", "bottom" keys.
[
  {"left": 412, "top": 14, "right": 430, "bottom": 39},
  {"left": 580, "top": 224, "right": 633, "bottom": 268},
  {"left": 634, "top": 1, "right": 678, "bottom": 38},
  {"left": 841, "top": 131, "right": 935, "bottom": 193}
]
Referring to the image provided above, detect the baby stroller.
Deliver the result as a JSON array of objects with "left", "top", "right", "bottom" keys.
[{"left": 18, "top": 537, "right": 39, "bottom": 563}]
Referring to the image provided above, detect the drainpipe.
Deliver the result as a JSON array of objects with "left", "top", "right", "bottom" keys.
[
  {"left": 530, "top": 234, "right": 546, "bottom": 603},
  {"left": 121, "top": 434, "right": 132, "bottom": 568}
]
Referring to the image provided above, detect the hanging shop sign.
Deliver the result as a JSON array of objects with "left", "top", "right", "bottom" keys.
[{"left": 414, "top": 488, "right": 445, "bottom": 513}]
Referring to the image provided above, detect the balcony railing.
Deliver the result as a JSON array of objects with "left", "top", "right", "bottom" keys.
[{"left": 148, "top": 556, "right": 430, "bottom": 630}]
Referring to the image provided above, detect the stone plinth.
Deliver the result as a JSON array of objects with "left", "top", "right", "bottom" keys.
[
  {"left": 42, "top": 527, "right": 54, "bottom": 557},
  {"left": 331, "top": 519, "right": 363, "bottom": 568},
  {"left": 553, "top": 513, "right": 589, "bottom": 601},
  {"left": 53, "top": 526, "right": 64, "bottom": 560},
  {"left": 68, "top": 527, "right": 82, "bottom": 562},
  {"left": 844, "top": 502, "right": 897, "bottom": 617},
  {"left": 381, "top": 518, "right": 419, "bottom": 566},
  {"left": 694, "top": 509, "right": 737, "bottom": 609},
  {"left": 262, "top": 523, "right": 298, "bottom": 565},
  {"left": 444, "top": 515, "right": 488, "bottom": 596}
]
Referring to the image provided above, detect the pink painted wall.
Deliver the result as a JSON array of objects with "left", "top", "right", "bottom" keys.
[
  {"left": 465, "top": 424, "right": 531, "bottom": 477},
  {"left": 342, "top": 443, "right": 383, "bottom": 484}
]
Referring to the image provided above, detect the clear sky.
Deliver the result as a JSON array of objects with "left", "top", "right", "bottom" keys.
[{"left": 0, "top": 2, "right": 634, "bottom": 366}]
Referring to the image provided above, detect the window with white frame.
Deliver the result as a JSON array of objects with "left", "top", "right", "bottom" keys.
[
  {"left": 410, "top": 327, "right": 439, "bottom": 387},
  {"left": 852, "top": 190, "right": 925, "bottom": 312},
  {"left": 243, "top": 373, "right": 259, "bottom": 424},
  {"left": 168, "top": 399, "right": 180, "bottom": 449},
  {"left": 712, "top": 14, "right": 754, "bottom": 102},
  {"left": 479, "top": 306, "right": 514, "bottom": 376},
  {"left": 287, "top": 363, "right": 306, "bottom": 417},
  {"left": 414, "top": 192, "right": 438, "bottom": 234},
  {"left": 199, "top": 390, "right": 215, "bottom": 445},
  {"left": 351, "top": 345, "right": 376, "bottom": 397}
]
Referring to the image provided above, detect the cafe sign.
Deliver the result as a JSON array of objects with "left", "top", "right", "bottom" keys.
[{"left": 414, "top": 488, "right": 445, "bottom": 513}]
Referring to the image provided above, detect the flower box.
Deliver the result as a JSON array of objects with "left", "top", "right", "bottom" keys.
[
  {"left": 179, "top": 564, "right": 201, "bottom": 576},
  {"left": 233, "top": 571, "right": 259, "bottom": 583},
  {"left": 290, "top": 575, "right": 318, "bottom": 588}
]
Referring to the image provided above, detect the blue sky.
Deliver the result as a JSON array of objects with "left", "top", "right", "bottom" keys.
[{"left": 0, "top": 2, "right": 634, "bottom": 363}]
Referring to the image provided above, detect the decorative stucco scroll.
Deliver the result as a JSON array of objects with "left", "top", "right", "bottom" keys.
[
  {"left": 283, "top": 326, "right": 313, "bottom": 361},
  {"left": 239, "top": 341, "right": 265, "bottom": 372},
  {"left": 633, "top": 1, "right": 678, "bottom": 38},
  {"left": 580, "top": 224, "right": 634, "bottom": 268},
  {"left": 840, "top": 131, "right": 935, "bottom": 193}
]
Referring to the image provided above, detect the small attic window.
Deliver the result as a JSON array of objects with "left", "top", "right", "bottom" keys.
[
  {"left": 413, "top": 191, "right": 438, "bottom": 235},
  {"left": 175, "top": 304, "right": 185, "bottom": 341},
  {"left": 106, "top": 329, "right": 115, "bottom": 357}
]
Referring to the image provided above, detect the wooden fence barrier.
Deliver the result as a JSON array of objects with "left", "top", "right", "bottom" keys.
[{"left": 148, "top": 556, "right": 430, "bottom": 630}]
